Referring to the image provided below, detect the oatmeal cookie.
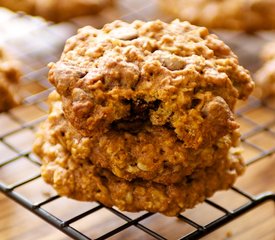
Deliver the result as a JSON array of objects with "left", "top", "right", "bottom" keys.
[
  {"left": 0, "top": 0, "right": 113, "bottom": 22},
  {"left": 255, "top": 42, "right": 275, "bottom": 99},
  {"left": 33, "top": 92, "right": 245, "bottom": 216},
  {"left": 37, "top": 91, "right": 241, "bottom": 185},
  {"left": 259, "top": 42, "right": 275, "bottom": 62},
  {"left": 0, "top": 47, "right": 21, "bottom": 112},
  {"left": 49, "top": 20, "right": 253, "bottom": 149},
  {"left": 159, "top": 0, "right": 275, "bottom": 31}
]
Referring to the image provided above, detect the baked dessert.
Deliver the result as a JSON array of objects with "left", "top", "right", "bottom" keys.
[
  {"left": 34, "top": 20, "right": 253, "bottom": 216},
  {"left": 0, "top": 47, "right": 21, "bottom": 112},
  {"left": 49, "top": 20, "right": 253, "bottom": 149},
  {"left": 255, "top": 41, "right": 275, "bottom": 99},
  {"left": 33, "top": 91, "right": 245, "bottom": 216},
  {"left": 159, "top": 0, "right": 275, "bottom": 31},
  {"left": 0, "top": 0, "right": 113, "bottom": 22}
]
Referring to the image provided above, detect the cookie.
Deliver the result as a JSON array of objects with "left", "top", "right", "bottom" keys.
[
  {"left": 0, "top": 47, "right": 21, "bottom": 112},
  {"left": 49, "top": 20, "right": 253, "bottom": 149},
  {"left": 255, "top": 42, "right": 275, "bottom": 99},
  {"left": 0, "top": 0, "right": 113, "bottom": 22},
  {"left": 159, "top": 0, "right": 275, "bottom": 31},
  {"left": 33, "top": 92, "right": 245, "bottom": 216}
]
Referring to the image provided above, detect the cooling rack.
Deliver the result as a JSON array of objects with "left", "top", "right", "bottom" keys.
[{"left": 0, "top": 1, "right": 275, "bottom": 240}]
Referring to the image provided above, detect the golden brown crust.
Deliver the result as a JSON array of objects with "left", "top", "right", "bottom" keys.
[
  {"left": 159, "top": 0, "right": 275, "bottom": 31},
  {"left": 33, "top": 91, "right": 245, "bottom": 216},
  {"left": 0, "top": 47, "right": 21, "bottom": 112},
  {"left": 0, "top": 0, "right": 112, "bottom": 22},
  {"left": 49, "top": 20, "right": 253, "bottom": 149},
  {"left": 255, "top": 42, "right": 275, "bottom": 99}
]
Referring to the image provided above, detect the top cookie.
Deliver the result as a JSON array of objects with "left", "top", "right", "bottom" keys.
[
  {"left": 0, "top": 0, "right": 112, "bottom": 22},
  {"left": 0, "top": 47, "right": 21, "bottom": 112},
  {"left": 49, "top": 20, "right": 253, "bottom": 149},
  {"left": 159, "top": 0, "right": 275, "bottom": 31}
]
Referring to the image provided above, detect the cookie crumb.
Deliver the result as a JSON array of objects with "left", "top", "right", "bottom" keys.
[{"left": 226, "top": 230, "right": 232, "bottom": 237}]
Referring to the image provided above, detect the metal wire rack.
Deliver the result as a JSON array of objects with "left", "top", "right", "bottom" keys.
[{"left": 0, "top": 2, "right": 275, "bottom": 240}]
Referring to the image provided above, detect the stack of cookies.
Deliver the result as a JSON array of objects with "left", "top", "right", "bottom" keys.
[{"left": 33, "top": 20, "right": 254, "bottom": 216}]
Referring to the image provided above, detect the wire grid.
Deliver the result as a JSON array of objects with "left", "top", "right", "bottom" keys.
[{"left": 0, "top": 2, "right": 275, "bottom": 240}]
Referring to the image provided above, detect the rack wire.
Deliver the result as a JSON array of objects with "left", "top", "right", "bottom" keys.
[{"left": 0, "top": 2, "right": 275, "bottom": 240}]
